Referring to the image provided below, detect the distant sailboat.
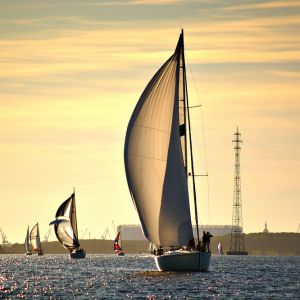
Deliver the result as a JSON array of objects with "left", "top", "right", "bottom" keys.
[
  {"left": 124, "top": 30, "right": 211, "bottom": 271},
  {"left": 50, "top": 192, "right": 86, "bottom": 259},
  {"left": 148, "top": 242, "right": 155, "bottom": 255},
  {"left": 217, "top": 242, "right": 223, "bottom": 255},
  {"left": 113, "top": 231, "right": 125, "bottom": 256},
  {"left": 25, "top": 226, "right": 32, "bottom": 255},
  {"left": 30, "top": 223, "right": 43, "bottom": 255}
]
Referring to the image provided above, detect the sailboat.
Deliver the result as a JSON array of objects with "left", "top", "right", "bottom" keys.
[
  {"left": 25, "top": 226, "right": 32, "bottom": 255},
  {"left": 124, "top": 30, "right": 211, "bottom": 271},
  {"left": 30, "top": 223, "right": 43, "bottom": 255},
  {"left": 148, "top": 242, "right": 155, "bottom": 255},
  {"left": 217, "top": 242, "right": 224, "bottom": 255},
  {"left": 49, "top": 192, "right": 86, "bottom": 259},
  {"left": 113, "top": 231, "right": 125, "bottom": 256}
]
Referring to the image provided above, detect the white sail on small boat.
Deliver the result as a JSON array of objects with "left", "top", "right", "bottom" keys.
[
  {"left": 113, "top": 231, "right": 125, "bottom": 256},
  {"left": 25, "top": 225, "right": 32, "bottom": 255},
  {"left": 50, "top": 192, "right": 86, "bottom": 259},
  {"left": 30, "top": 223, "right": 43, "bottom": 255},
  {"left": 217, "top": 242, "right": 223, "bottom": 255},
  {"left": 148, "top": 242, "right": 156, "bottom": 255},
  {"left": 124, "top": 30, "right": 211, "bottom": 271}
]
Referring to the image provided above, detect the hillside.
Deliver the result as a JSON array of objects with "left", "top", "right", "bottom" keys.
[{"left": 1, "top": 233, "right": 299, "bottom": 255}]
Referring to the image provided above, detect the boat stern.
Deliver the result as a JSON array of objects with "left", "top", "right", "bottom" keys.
[{"left": 154, "top": 250, "right": 210, "bottom": 272}]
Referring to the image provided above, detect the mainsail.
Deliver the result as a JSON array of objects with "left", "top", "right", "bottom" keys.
[
  {"left": 25, "top": 226, "right": 31, "bottom": 252},
  {"left": 30, "top": 223, "right": 42, "bottom": 252},
  {"left": 124, "top": 33, "right": 194, "bottom": 247},
  {"left": 51, "top": 193, "right": 80, "bottom": 251}
]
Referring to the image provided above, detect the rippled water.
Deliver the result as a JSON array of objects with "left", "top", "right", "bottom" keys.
[{"left": 0, "top": 254, "right": 299, "bottom": 299}]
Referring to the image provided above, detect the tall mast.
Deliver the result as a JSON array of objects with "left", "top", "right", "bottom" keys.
[
  {"left": 72, "top": 190, "right": 79, "bottom": 240},
  {"left": 181, "top": 29, "right": 200, "bottom": 245},
  {"left": 180, "top": 32, "right": 188, "bottom": 177}
]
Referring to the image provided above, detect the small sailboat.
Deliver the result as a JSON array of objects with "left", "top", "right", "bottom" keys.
[
  {"left": 148, "top": 242, "right": 156, "bottom": 255},
  {"left": 124, "top": 30, "right": 211, "bottom": 271},
  {"left": 50, "top": 191, "right": 86, "bottom": 259},
  {"left": 113, "top": 231, "right": 125, "bottom": 256},
  {"left": 30, "top": 223, "right": 43, "bottom": 255},
  {"left": 217, "top": 242, "right": 224, "bottom": 255},
  {"left": 25, "top": 226, "right": 32, "bottom": 255}
]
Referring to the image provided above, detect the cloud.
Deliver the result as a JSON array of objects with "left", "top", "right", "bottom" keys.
[{"left": 224, "top": 0, "right": 300, "bottom": 11}]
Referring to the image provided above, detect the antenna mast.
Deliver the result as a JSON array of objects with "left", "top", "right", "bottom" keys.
[{"left": 227, "top": 127, "right": 248, "bottom": 255}]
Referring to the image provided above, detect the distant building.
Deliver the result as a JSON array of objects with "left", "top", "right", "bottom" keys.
[
  {"left": 263, "top": 222, "right": 269, "bottom": 233},
  {"left": 117, "top": 224, "right": 238, "bottom": 241},
  {"left": 194, "top": 225, "right": 241, "bottom": 238},
  {"left": 117, "top": 225, "right": 146, "bottom": 241}
]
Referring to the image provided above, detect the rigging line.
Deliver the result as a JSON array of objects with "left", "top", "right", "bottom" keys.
[
  {"left": 185, "top": 48, "right": 211, "bottom": 227},
  {"left": 185, "top": 51, "right": 209, "bottom": 173},
  {"left": 193, "top": 133, "right": 208, "bottom": 175},
  {"left": 182, "top": 33, "right": 200, "bottom": 245}
]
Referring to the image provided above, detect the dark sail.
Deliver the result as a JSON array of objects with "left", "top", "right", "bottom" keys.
[{"left": 52, "top": 193, "right": 81, "bottom": 251}]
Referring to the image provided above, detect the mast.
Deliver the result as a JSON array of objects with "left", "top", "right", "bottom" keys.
[
  {"left": 181, "top": 29, "right": 200, "bottom": 245},
  {"left": 179, "top": 31, "right": 188, "bottom": 177},
  {"left": 72, "top": 191, "right": 79, "bottom": 240}
]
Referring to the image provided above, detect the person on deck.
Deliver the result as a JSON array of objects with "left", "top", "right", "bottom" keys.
[
  {"left": 196, "top": 241, "right": 202, "bottom": 251},
  {"left": 188, "top": 238, "right": 195, "bottom": 250},
  {"left": 202, "top": 231, "right": 207, "bottom": 252},
  {"left": 157, "top": 246, "right": 164, "bottom": 255},
  {"left": 206, "top": 231, "right": 213, "bottom": 253}
]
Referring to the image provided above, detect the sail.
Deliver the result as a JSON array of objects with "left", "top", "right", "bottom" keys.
[
  {"left": 30, "top": 223, "right": 42, "bottom": 252},
  {"left": 53, "top": 193, "right": 80, "bottom": 251},
  {"left": 124, "top": 33, "right": 194, "bottom": 247},
  {"left": 218, "top": 242, "right": 223, "bottom": 254},
  {"left": 55, "top": 219, "right": 80, "bottom": 250},
  {"left": 114, "top": 231, "right": 122, "bottom": 252},
  {"left": 25, "top": 226, "right": 31, "bottom": 252}
]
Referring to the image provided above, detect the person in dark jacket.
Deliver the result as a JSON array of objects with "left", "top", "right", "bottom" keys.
[
  {"left": 202, "top": 231, "right": 207, "bottom": 251},
  {"left": 206, "top": 231, "right": 213, "bottom": 253}
]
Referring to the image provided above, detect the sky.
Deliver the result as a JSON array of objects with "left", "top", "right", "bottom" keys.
[{"left": 0, "top": 0, "right": 299, "bottom": 243}]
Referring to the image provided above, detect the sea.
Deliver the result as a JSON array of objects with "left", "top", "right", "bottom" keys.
[{"left": 0, "top": 254, "right": 299, "bottom": 299}]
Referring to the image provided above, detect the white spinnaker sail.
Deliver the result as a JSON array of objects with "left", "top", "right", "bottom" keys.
[
  {"left": 55, "top": 219, "right": 79, "bottom": 250},
  {"left": 25, "top": 226, "right": 31, "bottom": 252},
  {"left": 30, "top": 223, "right": 41, "bottom": 251},
  {"left": 124, "top": 33, "right": 194, "bottom": 247},
  {"left": 53, "top": 194, "right": 80, "bottom": 251}
]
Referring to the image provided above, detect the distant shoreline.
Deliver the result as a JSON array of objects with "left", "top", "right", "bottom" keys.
[{"left": 1, "top": 233, "right": 299, "bottom": 256}]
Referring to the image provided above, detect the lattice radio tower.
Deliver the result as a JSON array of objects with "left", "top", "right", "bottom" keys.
[{"left": 227, "top": 127, "right": 248, "bottom": 255}]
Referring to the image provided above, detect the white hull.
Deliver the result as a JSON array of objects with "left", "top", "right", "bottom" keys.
[
  {"left": 69, "top": 249, "right": 86, "bottom": 259},
  {"left": 155, "top": 250, "right": 211, "bottom": 272}
]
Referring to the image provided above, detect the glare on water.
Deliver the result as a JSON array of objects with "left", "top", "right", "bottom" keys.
[{"left": 0, "top": 254, "right": 299, "bottom": 299}]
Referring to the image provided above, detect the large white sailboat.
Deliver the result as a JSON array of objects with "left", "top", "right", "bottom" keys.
[
  {"left": 30, "top": 223, "right": 43, "bottom": 255},
  {"left": 25, "top": 225, "right": 32, "bottom": 255},
  {"left": 124, "top": 30, "right": 210, "bottom": 271},
  {"left": 50, "top": 192, "right": 86, "bottom": 259}
]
